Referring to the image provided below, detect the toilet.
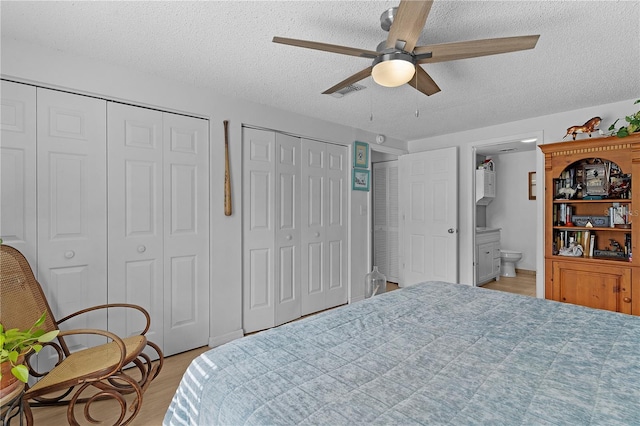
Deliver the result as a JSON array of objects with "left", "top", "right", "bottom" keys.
[{"left": 500, "top": 250, "right": 522, "bottom": 277}]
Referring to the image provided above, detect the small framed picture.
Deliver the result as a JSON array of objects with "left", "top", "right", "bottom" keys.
[
  {"left": 353, "top": 141, "right": 369, "bottom": 168},
  {"left": 352, "top": 168, "right": 370, "bottom": 191}
]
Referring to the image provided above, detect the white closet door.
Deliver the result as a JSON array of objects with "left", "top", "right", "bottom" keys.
[
  {"left": 162, "top": 113, "right": 210, "bottom": 355},
  {"left": 36, "top": 88, "right": 108, "bottom": 355},
  {"left": 301, "top": 139, "right": 326, "bottom": 315},
  {"left": 107, "top": 103, "right": 164, "bottom": 352},
  {"left": 243, "top": 128, "right": 276, "bottom": 332},
  {"left": 0, "top": 81, "right": 37, "bottom": 267},
  {"left": 373, "top": 163, "right": 388, "bottom": 277},
  {"left": 387, "top": 163, "right": 400, "bottom": 281},
  {"left": 301, "top": 140, "right": 348, "bottom": 315},
  {"left": 373, "top": 161, "right": 399, "bottom": 282},
  {"left": 324, "top": 143, "right": 348, "bottom": 308},
  {"left": 274, "top": 133, "right": 301, "bottom": 326}
]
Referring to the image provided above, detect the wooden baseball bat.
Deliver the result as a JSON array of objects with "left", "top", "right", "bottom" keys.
[{"left": 224, "top": 120, "right": 232, "bottom": 216}]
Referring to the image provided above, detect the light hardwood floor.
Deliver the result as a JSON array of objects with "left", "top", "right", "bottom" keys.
[
  {"left": 30, "top": 274, "right": 535, "bottom": 425},
  {"left": 480, "top": 270, "right": 536, "bottom": 297},
  {"left": 30, "top": 346, "right": 210, "bottom": 426}
]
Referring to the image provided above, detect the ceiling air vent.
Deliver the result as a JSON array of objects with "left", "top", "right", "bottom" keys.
[{"left": 330, "top": 83, "right": 366, "bottom": 98}]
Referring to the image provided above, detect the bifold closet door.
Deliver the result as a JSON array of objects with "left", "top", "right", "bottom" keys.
[
  {"left": 373, "top": 161, "right": 400, "bottom": 283},
  {"left": 300, "top": 139, "right": 348, "bottom": 316},
  {"left": 107, "top": 103, "right": 164, "bottom": 352},
  {"left": 36, "top": 88, "right": 108, "bottom": 355},
  {"left": 108, "top": 103, "right": 210, "bottom": 356},
  {"left": 242, "top": 128, "right": 300, "bottom": 333},
  {"left": 0, "top": 81, "right": 37, "bottom": 267},
  {"left": 162, "top": 112, "right": 210, "bottom": 355}
]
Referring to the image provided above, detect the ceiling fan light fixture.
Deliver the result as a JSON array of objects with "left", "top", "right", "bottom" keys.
[{"left": 371, "top": 52, "right": 416, "bottom": 88}]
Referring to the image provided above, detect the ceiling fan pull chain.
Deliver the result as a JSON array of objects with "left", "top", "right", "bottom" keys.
[
  {"left": 414, "top": 67, "right": 420, "bottom": 118},
  {"left": 369, "top": 76, "right": 374, "bottom": 121}
]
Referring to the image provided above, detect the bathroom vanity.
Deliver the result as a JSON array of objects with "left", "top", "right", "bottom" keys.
[{"left": 476, "top": 228, "right": 501, "bottom": 285}]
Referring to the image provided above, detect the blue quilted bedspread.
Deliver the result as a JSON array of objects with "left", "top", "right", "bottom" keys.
[{"left": 164, "top": 281, "right": 640, "bottom": 425}]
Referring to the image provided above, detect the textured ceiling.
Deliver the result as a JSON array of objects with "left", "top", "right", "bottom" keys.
[{"left": 1, "top": 1, "right": 639, "bottom": 142}]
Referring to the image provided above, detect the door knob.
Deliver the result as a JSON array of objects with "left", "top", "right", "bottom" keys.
[
  {"left": 448, "top": 228, "right": 456, "bottom": 234},
  {"left": 64, "top": 250, "right": 75, "bottom": 259},
  {"left": 623, "top": 297, "right": 632, "bottom": 303},
  {"left": 314, "top": 232, "right": 320, "bottom": 238},
  {"left": 137, "top": 245, "right": 147, "bottom": 253},
  {"left": 285, "top": 235, "right": 292, "bottom": 241}
]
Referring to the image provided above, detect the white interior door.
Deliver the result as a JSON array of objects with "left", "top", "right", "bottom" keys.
[
  {"left": 373, "top": 161, "right": 400, "bottom": 283},
  {"left": 107, "top": 103, "right": 164, "bottom": 352},
  {"left": 0, "top": 81, "right": 37, "bottom": 267},
  {"left": 243, "top": 128, "right": 276, "bottom": 333},
  {"left": 274, "top": 133, "right": 301, "bottom": 326},
  {"left": 36, "top": 88, "right": 108, "bottom": 356},
  {"left": 399, "top": 147, "right": 458, "bottom": 286},
  {"left": 301, "top": 140, "right": 348, "bottom": 315},
  {"left": 162, "top": 112, "right": 210, "bottom": 355},
  {"left": 301, "top": 139, "right": 326, "bottom": 315},
  {"left": 324, "top": 143, "right": 348, "bottom": 308}
]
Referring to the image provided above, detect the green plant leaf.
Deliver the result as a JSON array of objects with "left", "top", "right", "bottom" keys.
[
  {"left": 11, "top": 364, "right": 29, "bottom": 383},
  {"left": 33, "top": 312, "right": 47, "bottom": 329},
  {"left": 8, "top": 350, "right": 19, "bottom": 363},
  {"left": 38, "top": 330, "right": 59, "bottom": 343}
]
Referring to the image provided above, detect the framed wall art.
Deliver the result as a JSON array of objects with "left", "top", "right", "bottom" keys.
[
  {"left": 352, "top": 168, "right": 370, "bottom": 191},
  {"left": 353, "top": 141, "right": 369, "bottom": 168}
]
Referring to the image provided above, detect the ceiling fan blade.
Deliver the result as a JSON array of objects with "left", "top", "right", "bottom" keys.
[
  {"left": 322, "top": 67, "right": 373, "bottom": 95},
  {"left": 273, "top": 36, "right": 378, "bottom": 58},
  {"left": 386, "top": 0, "right": 433, "bottom": 52},
  {"left": 414, "top": 35, "right": 540, "bottom": 64},
  {"left": 409, "top": 66, "right": 441, "bottom": 96}
]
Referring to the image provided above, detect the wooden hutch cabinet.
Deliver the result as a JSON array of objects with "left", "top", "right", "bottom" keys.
[{"left": 540, "top": 133, "right": 640, "bottom": 315}]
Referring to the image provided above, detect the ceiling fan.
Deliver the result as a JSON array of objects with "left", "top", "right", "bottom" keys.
[{"left": 273, "top": 0, "right": 539, "bottom": 96}]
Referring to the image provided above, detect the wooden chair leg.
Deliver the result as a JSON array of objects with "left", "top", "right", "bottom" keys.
[{"left": 22, "top": 398, "right": 33, "bottom": 426}]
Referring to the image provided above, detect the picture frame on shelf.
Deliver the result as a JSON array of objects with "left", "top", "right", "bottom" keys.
[
  {"left": 353, "top": 141, "right": 369, "bottom": 168},
  {"left": 352, "top": 168, "right": 370, "bottom": 191}
]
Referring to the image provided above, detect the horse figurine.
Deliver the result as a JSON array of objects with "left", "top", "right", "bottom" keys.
[{"left": 563, "top": 117, "right": 601, "bottom": 140}]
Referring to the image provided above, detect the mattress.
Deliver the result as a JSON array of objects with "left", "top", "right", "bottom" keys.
[{"left": 164, "top": 281, "right": 640, "bottom": 425}]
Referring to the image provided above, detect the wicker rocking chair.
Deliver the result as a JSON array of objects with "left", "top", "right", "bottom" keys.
[{"left": 0, "top": 244, "right": 163, "bottom": 425}]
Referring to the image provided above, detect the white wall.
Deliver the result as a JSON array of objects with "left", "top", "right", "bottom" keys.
[
  {"left": 1, "top": 38, "right": 407, "bottom": 347},
  {"left": 409, "top": 97, "right": 638, "bottom": 297},
  {"left": 486, "top": 150, "right": 537, "bottom": 271}
]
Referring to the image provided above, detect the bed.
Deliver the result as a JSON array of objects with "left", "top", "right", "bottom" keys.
[{"left": 164, "top": 281, "right": 640, "bottom": 425}]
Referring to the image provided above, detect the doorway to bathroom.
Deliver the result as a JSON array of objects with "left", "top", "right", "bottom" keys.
[{"left": 471, "top": 132, "right": 543, "bottom": 297}]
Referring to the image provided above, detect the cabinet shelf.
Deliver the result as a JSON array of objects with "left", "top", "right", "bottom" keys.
[
  {"left": 553, "top": 226, "right": 631, "bottom": 232},
  {"left": 552, "top": 199, "right": 631, "bottom": 204},
  {"left": 548, "top": 254, "right": 630, "bottom": 263}
]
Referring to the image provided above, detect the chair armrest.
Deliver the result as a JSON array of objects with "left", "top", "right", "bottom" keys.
[{"left": 56, "top": 303, "right": 151, "bottom": 335}]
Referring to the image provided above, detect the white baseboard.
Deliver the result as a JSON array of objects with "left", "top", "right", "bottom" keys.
[{"left": 208, "top": 329, "right": 244, "bottom": 348}]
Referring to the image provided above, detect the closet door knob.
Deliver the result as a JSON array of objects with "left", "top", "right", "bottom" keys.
[
  {"left": 137, "top": 245, "right": 147, "bottom": 253},
  {"left": 314, "top": 232, "right": 320, "bottom": 238},
  {"left": 285, "top": 235, "right": 292, "bottom": 241},
  {"left": 623, "top": 297, "right": 632, "bottom": 303},
  {"left": 64, "top": 250, "right": 75, "bottom": 259},
  {"left": 448, "top": 228, "right": 456, "bottom": 234}
]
